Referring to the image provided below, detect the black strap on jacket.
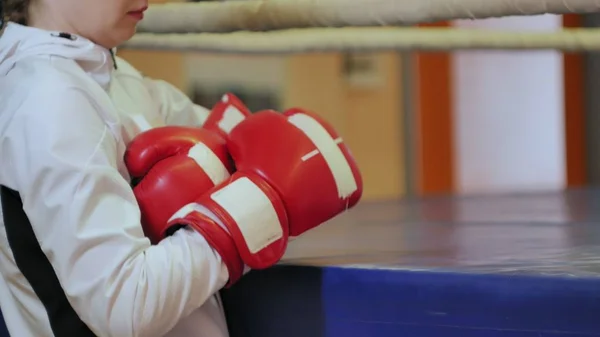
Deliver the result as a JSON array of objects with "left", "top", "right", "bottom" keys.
[
  {"left": 0, "top": 0, "right": 4, "bottom": 29},
  {"left": 0, "top": 186, "right": 96, "bottom": 336}
]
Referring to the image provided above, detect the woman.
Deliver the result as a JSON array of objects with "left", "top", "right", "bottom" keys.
[{"left": 0, "top": 0, "right": 235, "bottom": 336}]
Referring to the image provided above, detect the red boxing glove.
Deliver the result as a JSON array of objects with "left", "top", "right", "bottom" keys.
[
  {"left": 125, "top": 126, "right": 235, "bottom": 244},
  {"left": 202, "top": 93, "right": 251, "bottom": 141},
  {"left": 167, "top": 108, "right": 363, "bottom": 285}
]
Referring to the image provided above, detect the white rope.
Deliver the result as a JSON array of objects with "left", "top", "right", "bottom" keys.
[
  {"left": 137, "top": 0, "right": 600, "bottom": 34},
  {"left": 122, "top": 27, "right": 600, "bottom": 53}
]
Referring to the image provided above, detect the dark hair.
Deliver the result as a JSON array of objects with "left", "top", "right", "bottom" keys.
[{"left": 2, "top": 0, "right": 30, "bottom": 27}]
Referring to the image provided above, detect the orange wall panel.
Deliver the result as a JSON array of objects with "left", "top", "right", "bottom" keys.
[
  {"left": 414, "top": 22, "right": 454, "bottom": 195},
  {"left": 563, "top": 14, "right": 586, "bottom": 187}
]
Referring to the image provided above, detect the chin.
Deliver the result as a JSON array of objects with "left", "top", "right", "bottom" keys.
[{"left": 110, "top": 27, "right": 138, "bottom": 48}]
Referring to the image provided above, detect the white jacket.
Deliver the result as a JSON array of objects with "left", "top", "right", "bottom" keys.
[{"left": 0, "top": 23, "right": 230, "bottom": 337}]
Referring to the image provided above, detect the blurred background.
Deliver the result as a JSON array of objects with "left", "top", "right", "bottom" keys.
[{"left": 119, "top": 0, "right": 595, "bottom": 203}]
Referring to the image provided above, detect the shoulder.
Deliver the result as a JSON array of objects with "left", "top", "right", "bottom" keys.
[
  {"left": 6, "top": 56, "right": 95, "bottom": 93},
  {"left": 0, "top": 57, "right": 115, "bottom": 132},
  {"left": 111, "top": 55, "right": 156, "bottom": 101},
  {"left": 0, "top": 58, "right": 116, "bottom": 160},
  {"left": 2, "top": 57, "right": 96, "bottom": 113},
  {"left": 113, "top": 55, "right": 144, "bottom": 79},
  {"left": 0, "top": 61, "right": 120, "bottom": 189}
]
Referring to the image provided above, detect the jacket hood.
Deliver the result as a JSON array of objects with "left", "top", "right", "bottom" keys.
[{"left": 0, "top": 22, "right": 115, "bottom": 88}]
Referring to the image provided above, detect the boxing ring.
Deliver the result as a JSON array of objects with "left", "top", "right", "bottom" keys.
[
  {"left": 220, "top": 190, "right": 600, "bottom": 336},
  {"left": 4, "top": 0, "right": 600, "bottom": 336},
  {"left": 126, "top": 1, "right": 600, "bottom": 336}
]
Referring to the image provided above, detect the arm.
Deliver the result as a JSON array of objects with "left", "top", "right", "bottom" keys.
[
  {"left": 113, "top": 55, "right": 210, "bottom": 127},
  {"left": 143, "top": 77, "right": 211, "bottom": 127},
  {"left": 7, "top": 86, "right": 228, "bottom": 337}
]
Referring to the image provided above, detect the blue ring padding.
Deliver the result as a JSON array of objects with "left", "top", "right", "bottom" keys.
[
  {"left": 221, "top": 265, "right": 600, "bottom": 337},
  {"left": 221, "top": 266, "right": 326, "bottom": 337},
  {"left": 322, "top": 267, "right": 600, "bottom": 337},
  {"left": 3, "top": 264, "right": 599, "bottom": 337}
]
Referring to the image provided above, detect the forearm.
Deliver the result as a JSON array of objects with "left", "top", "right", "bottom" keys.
[
  {"left": 21, "top": 147, "right": 227, "bottom": 337},
  {"left": 93, "top": 229, "right": 227, "bottom": 337}
]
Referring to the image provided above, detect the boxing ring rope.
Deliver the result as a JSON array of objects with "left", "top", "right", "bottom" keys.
[
  {"left": 136, "top": 0, "right": 600, "bottom": 33},
  {"left": 124, "top": 27, "right": 600, "bottom": 53},
  {"left": 122, "top": 0, "right": 600, "bottom": 52}
]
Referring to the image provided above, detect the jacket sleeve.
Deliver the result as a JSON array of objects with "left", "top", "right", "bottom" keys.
[
  {"left": 6, "top": 85, "right": 229, "bottom": 337},
  {"left": 143, "top": 77, "right": 211, "bottom": 127}
]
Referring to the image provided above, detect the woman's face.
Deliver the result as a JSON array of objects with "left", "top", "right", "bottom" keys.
[{"left": 31, "top": 0, "right": 148, "bottom": 48}]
